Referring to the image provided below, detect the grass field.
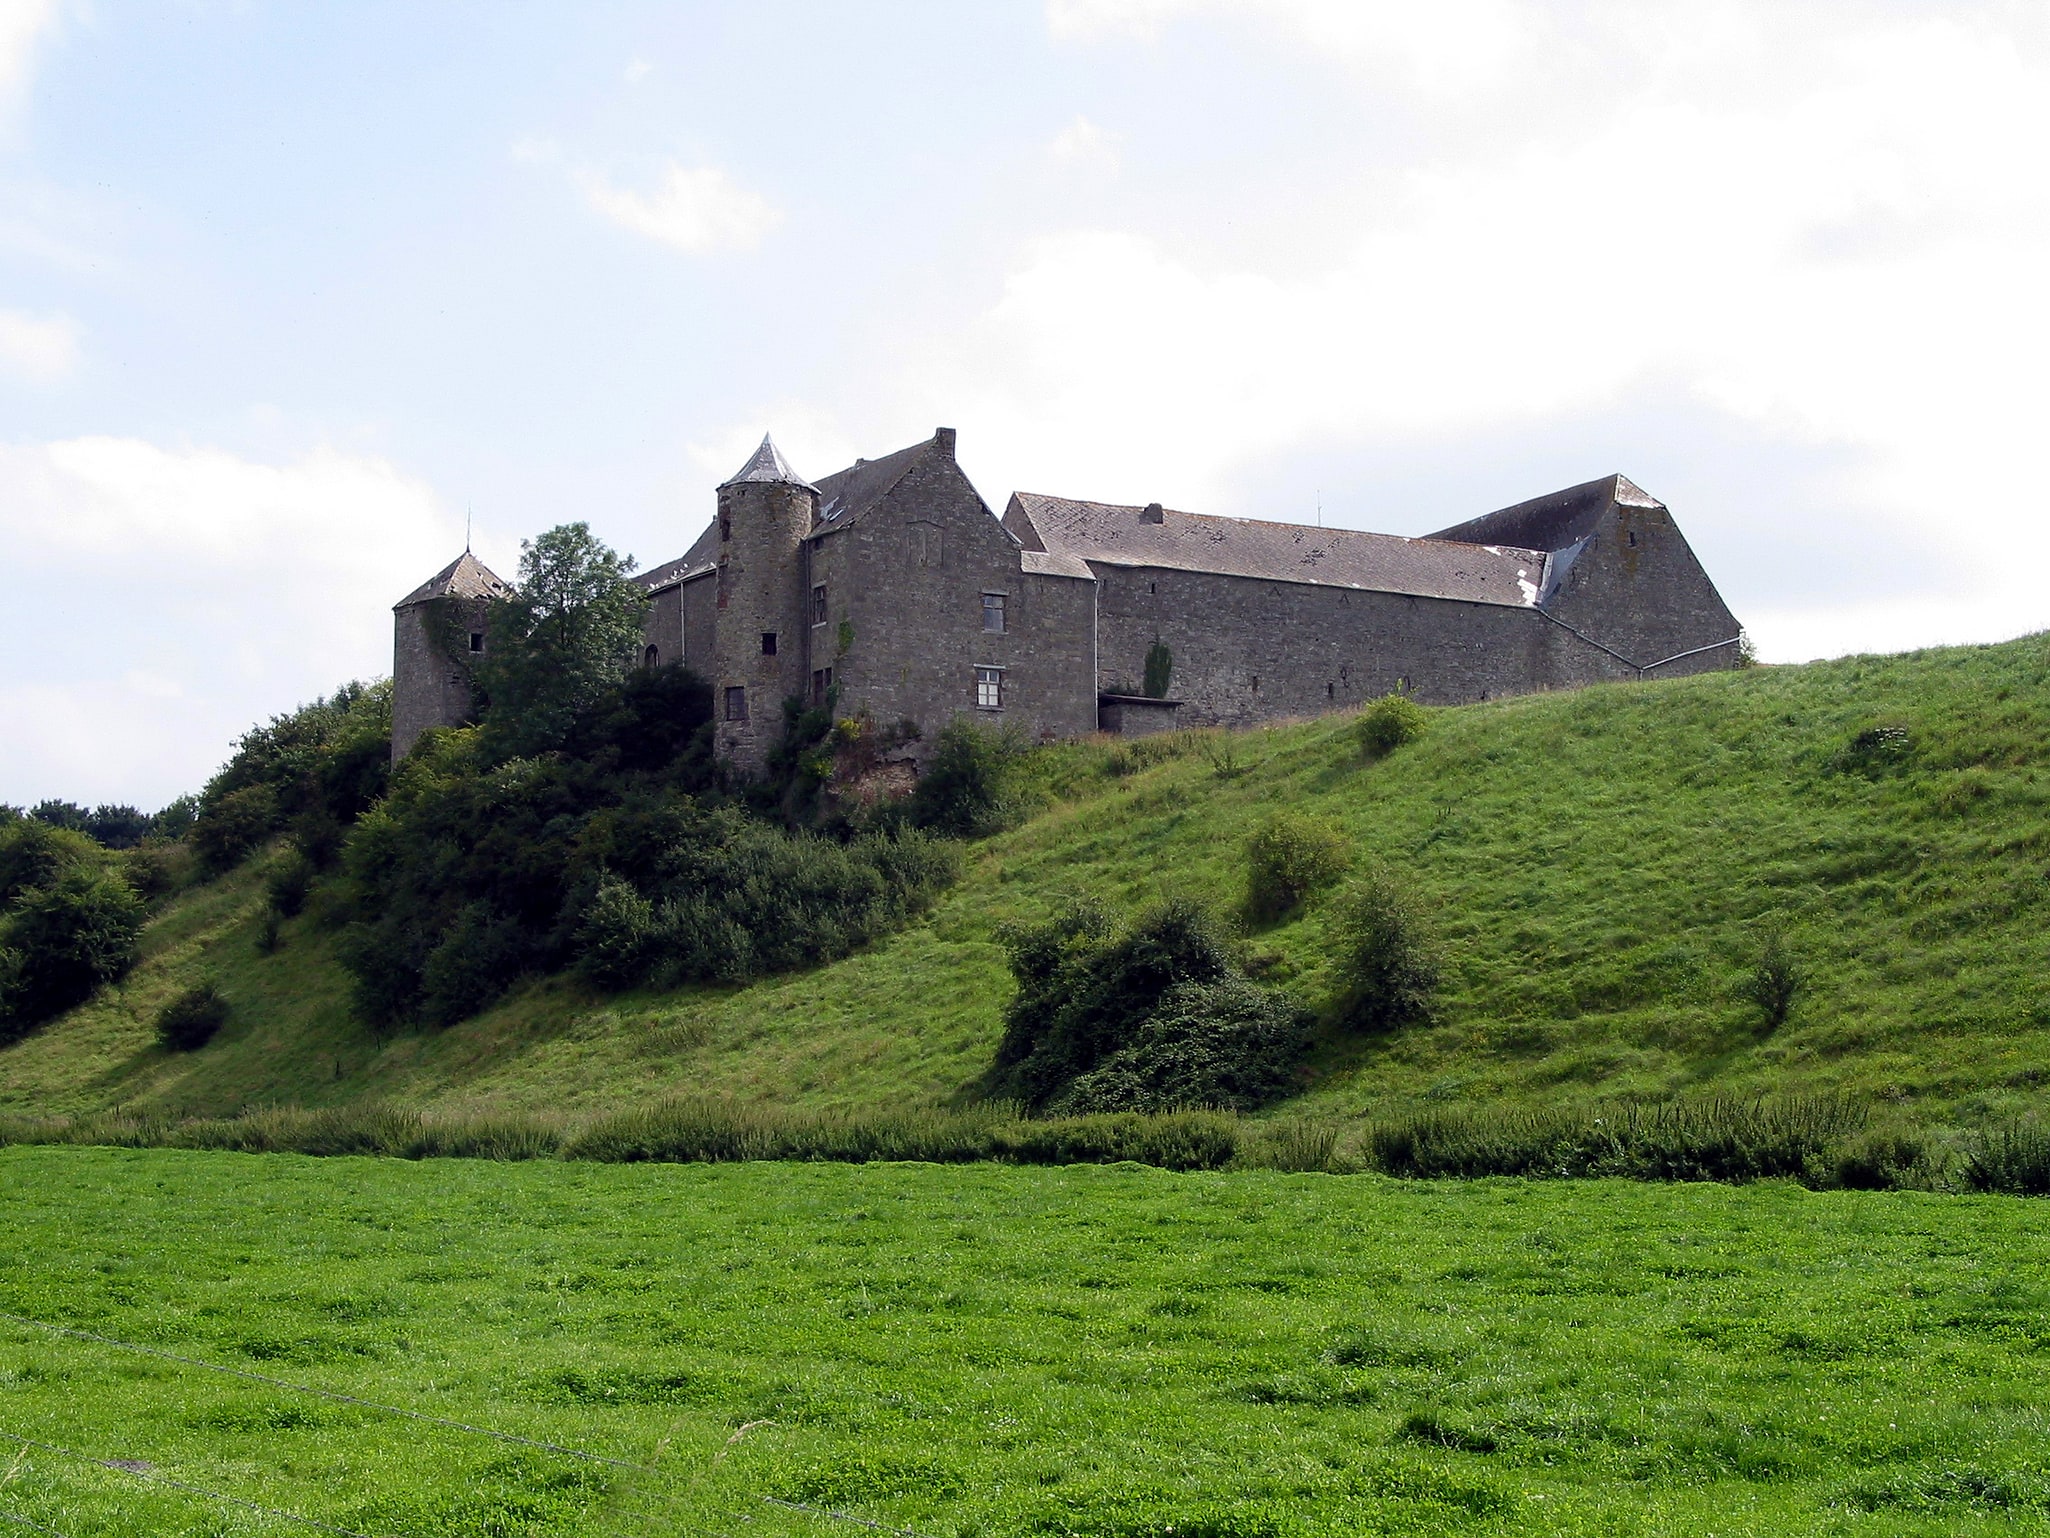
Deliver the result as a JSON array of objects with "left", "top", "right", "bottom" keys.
[
  {"left": 3, "top": 1145, "right": 2050, "bottom": 1536},
  {"left": 5, "top": 636, "right": 2050, "bottom": 1136}
]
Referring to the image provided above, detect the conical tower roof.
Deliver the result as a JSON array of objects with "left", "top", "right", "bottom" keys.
[
  {"left": 394, "top": 550, "right": 512, "bottom": 609},
  {"left": 720, "top": 433, "right": 815, "bottom": 493}
]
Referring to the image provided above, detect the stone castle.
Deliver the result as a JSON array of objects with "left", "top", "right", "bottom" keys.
[{"left": 392, "top": 428, "right": 1741, "bottom": 767}]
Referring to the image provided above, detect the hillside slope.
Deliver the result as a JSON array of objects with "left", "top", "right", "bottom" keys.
[{"left": 6, "top": 636, "right": 2050, "bottom": 1128}]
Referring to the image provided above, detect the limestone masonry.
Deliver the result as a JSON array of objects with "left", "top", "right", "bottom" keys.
[{"left": 392, "top": 429, "right": 1742, "bottom": 767}]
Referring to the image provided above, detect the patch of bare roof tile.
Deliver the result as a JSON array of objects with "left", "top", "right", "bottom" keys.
[
  {"left": 395, "top": 550, "right": 512, "bottom": 609},
  {"left": 1010, "top": 493, "right": 1547, "bottom": 607},
  {"left": 635, "top": 520, "right": 719, "bottom": 591},
  {"left": 1021, "top": 549, "right": 1095, "bottom": 580},
  {"left": 810, "top": 435, "right": 940, "bottom": 533},
  {"left": 1429, "top": 474, "right": 1656, "bottom": 552}
]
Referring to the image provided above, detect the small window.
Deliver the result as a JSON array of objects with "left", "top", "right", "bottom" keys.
[
  {"left": 811, "top": 584, "right": 828, "bottom": 625},
  {"left": 975, "top": 666, "right": 1003, "bottom": 710},
  {"left": 468, "top": 632, "right": 484, "bottom": 654},
  {"left": 812, "top": 667, "right": 833, "bottom": 705},
  {"left": 643, "top": 644, "right": 659, "bottom": 668},
  {"left": 1627, "top": 530, "right": 1638, "bottom": 547},
  {"left": 1148, "top": 582, "right": 1156, "bottom": 595},
  {"left": 761, "top": 632, "right": 778, "bottom": 656},
  {"left": 982, "top": 592, "right": 1007, "bottom": 633},
  {"left": 724, "top": 686, "right": 748, "bottom": 722}
]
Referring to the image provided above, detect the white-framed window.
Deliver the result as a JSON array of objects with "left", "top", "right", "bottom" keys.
[
  {"left": 982, "top": 592, "right": 1007, "bottom": 633},
  {"left": 975, "top": 666, "right": 1004, "bottom": 710}
]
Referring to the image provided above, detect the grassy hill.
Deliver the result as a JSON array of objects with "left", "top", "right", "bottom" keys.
[{"left": 6, "top": 635, "right": 2050, "bottom": 1131}]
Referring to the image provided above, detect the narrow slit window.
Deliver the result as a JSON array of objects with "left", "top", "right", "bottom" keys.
[
  {"left": 982, "top": 592, "right": 1006, "bottom": 633},
  {"left": 975, "top": 666, "right": 1003, "bottom": 710}
]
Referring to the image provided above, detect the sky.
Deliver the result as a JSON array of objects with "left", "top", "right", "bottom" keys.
[{"left": 2, "top": 0, "right": 2047, "bottom": 811}]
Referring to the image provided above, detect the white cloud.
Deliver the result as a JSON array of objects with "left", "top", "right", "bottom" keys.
[
  {"left": 624, "top": 57, "right": 652, "bottom": 84},
  {"left": 0, "top": 306, "right": 75, "bottom": 380},
  {"left": 961, "top": 2, "right": 2050, "bottom": 662},
  {"left": 0, "top": 437, "right": 487, "bottom": 807},
  {"left": 0, "top": 0, "right": 57, "bottom": 118},
  {"left": 579, "top": 162, "right": 782, "bottom": 255},
  {"left": 1048, "top": 114, "right": 1119, "bottom": 172}
]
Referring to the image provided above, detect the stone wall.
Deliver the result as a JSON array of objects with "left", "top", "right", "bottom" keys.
[
  {"left": 1540, "top": 500, "right": 1742, "bottom": 678},
  {"left": 391, "top": 596, "right": 489, "bottom": 761},
  {"left": 815, "top": 449, "right": 1098, "bottom": 758},
  {"left": 711, "top": 480, "right": 815, "bottom": 771}
]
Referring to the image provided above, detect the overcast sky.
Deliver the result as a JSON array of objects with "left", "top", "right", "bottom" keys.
[{"left": 3, "top": 1, "right": 2047, "bottom": 810}]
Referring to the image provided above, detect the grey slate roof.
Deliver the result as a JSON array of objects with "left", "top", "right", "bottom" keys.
[
  {"left": 1009, "top": 492, "right": 1548, "bottom": 608},
  {"left": 395, "top": 550, "right": 512, "bottom": 609},
  {"left": 810, "top": 434, "right": 943, "bottom": 534},
  {"left": 634, "top": 519, "right": 719, "bottom": 592},
  {"left": 1021, "top": 548, "right": 1095, "bottom": 580},
  {"left": 721, "top": 433, "right": 816, "bottom": 492},
  {"left": 1429, "top": 473, "right": 1660, "bottom": 551}
]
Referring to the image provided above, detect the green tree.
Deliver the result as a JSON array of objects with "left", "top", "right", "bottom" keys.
[{"left": 477, "top": 523, "right": 650, "bottom": 759}]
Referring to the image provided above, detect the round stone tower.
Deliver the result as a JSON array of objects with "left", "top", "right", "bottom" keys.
[{"left": 711, "top": 433, "right": 816, "bottom": 771}]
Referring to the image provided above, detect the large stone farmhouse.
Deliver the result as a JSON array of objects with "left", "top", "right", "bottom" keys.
[{"left": 393, "top": 428, "right": 1741, "bottom": 767}]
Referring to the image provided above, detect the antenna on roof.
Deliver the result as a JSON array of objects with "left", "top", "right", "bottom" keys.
[
  {"left": 1316, "top": 491, "right": 1322, "bottom": 528},
  {"left": 465, "top": 503, "right": 473, "bottom": 553}
]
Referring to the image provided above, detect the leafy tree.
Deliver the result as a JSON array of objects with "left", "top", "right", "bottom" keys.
[
  {"left": 909, "top": 720, "right": 1022, "bottom": 838},
  {"left": 477, "top": 523, "right": 650, "bottom": 760},
  {"left": 0, "top": 866, "right": 144, "bottom": 1041}
]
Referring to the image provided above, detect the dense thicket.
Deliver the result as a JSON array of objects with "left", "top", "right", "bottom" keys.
[
  {"left": 0, "top": 813, "right": 144, "bottom": 1043},
  {"left": 336, "top": 661, "right": 957, "bottom": 1027},
  {"left": 191, "top": 681, "right": 393, "bottom": 874},
  {"left": 988, "top": 899, "right": 1308, "bottom": 1114}
]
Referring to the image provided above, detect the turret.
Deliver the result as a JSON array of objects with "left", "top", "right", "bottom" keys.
[
  {"left": 390, "top": 551, "right": 511, "bottom": 763},
  {"left": 710, "top": 434, "right": 817, "bottom": 771}
]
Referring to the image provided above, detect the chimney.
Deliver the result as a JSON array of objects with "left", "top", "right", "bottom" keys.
[
  {"left": 933, "top": 427, "right": 957, "bottom": 459},
  {"left": 1141, "top": 502, "right": 1164, "bottom": 524}
]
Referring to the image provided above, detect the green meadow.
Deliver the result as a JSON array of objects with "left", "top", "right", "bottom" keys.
[{"left": 4, "top": 1146, "right": 2050, "bottom": 1537}]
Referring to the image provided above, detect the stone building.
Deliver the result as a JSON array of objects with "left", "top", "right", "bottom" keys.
[
  {"left": 393, "top": 429, "right": 1741, "bottom": 767},
  {"left": 390, "top": 550, "right": 512, "bottom": 761}
]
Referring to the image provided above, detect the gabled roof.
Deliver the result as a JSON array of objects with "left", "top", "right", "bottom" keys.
[
  {"left": 810, "top": 433, "right": 948, "bottom": 535},
  {"left": 720, "top": 433, "right": 815, "bottom": 492},
  {"left": 1428, "top": 473, "right": 1660, "bottom": 552},
  {"left": 395, "top": 550, "right": 512, "bottom": 609},
  {"left": 1008, "top": 493, "right": 1548, "bottom": 608},
  {"left": 635, "top": 519, "right": 719, "bottom": 593}
]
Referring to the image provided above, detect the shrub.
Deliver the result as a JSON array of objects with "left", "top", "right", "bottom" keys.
[
  {"left": 1143, "top": 641, "right": 1174, "bottom": 699},
  {"left": 1328, "top": 867, "right": 1440, "bottom": 1031},
  {"left": 1051, "top": 977, "right": 1309, "bottom": 1114},
  {"left": 266, "top": 849, "right": 315, "bottom": 917},
  {"left": 192, "top": 784, "right": 280, "bottom": 875},
  {"left": 910, "top": 719, "right": 1023, "bottom": 838},
  {"left": 1243, "top": 811, "right": 1350, "bottom": 925},
  {"left": 155, "top": 981, "right": 230, "bottom": 1051},
  {"left": 1833, "top": 721, "right": 1913, "bottom": 776},
  {"left": 574, "top": 876, "right": 662, "bottom": 988},
  {"left": 419, "top": 902, "right": 527, "bottom": 1026},
  {"left": 0, "top": 817, "right": 92, "bottom": 906},
  {"left": 0, "top": 867, "right": 145, "bottom": 1041},
  {"left": 1356, "top": 691, "right": 1429, "bottom": 758},
  {"left": 1960, "top": 1122, "right": 2050, "bottom": 1196},
  {"left": 1743, "top": 927, "right": 1803, "bottom": 1029},
  {"left": 989, "top": 899, "right": 1306, "bottom": 1115}
]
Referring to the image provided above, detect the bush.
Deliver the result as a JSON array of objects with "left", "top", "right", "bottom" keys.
[
  {"left": 1960, "top": 1122, "right": 2050, "bottom": 1196},
  {"left": 1051, "top": 977, "right": 1309, "bottom": 1114},
  {"left": 419, "top": 902, "right": 527, "bottom": 1026},
  {"left": 1743, "top": 927, "right": 1803, "bottom": 1029},
  {"left": 1328, "top": 867, "right": 1440, "bottom": 1031},
  {"left": 910, "top": 719, "right": 1023, "bottom": 838},
  {"left": 155, "top": 982, "right": 230, "bottom": 1051},
  {"left": 989, "top": 899, "right": 1305, "bottom": 1115},
  {"left": 0, "top": 867, "right": 145, "bottom": 1041},
  {"left": 1142, "top": 641, "right": 1174, "bottom": 699},
  {"left": 1243, "top": 811, "right": 1350, "bottom": 925},
  {"left": 192, "top": 784, "right": 280, "bottom": 875},
  {"left": 1356, "top": 691, "right": 1429, "bottom": 758},
  {"left": 266, "top": 849, "right": 315, "bottom": 917}
]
